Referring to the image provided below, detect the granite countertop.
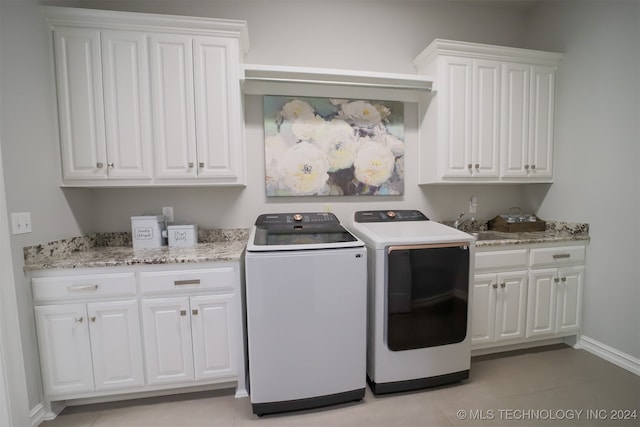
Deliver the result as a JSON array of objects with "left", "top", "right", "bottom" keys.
[
  {"left": 473, "top": 230, "right": 590, "bottom": 248},
  {"left": 23, "top": 221, "right": 589, "bottom": 271},
  {"left": 23, "top": 228, "right": 249, "bottom": 271},
  {"left": 442, "top": 220, "right": 590, "bottom": 248}
]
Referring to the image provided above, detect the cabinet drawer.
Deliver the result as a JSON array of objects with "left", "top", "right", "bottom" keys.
[
  {"left": 139, "top": 267, "right": 236, "bottom": 295},
  {"left": 33, "top": 273, "right": 136, "bottom": 302},
  {"left": 530, "top": 245, "right": 585, "bottom": 268},
  {"left": 475, "top": 249, "right": 528, "bottom": 272}
]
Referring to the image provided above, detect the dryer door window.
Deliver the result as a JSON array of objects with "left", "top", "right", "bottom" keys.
[{"left": 386, "top": 243, "right": 470, "bottom": 351}]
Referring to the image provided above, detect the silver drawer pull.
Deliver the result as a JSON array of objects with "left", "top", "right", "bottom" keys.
[
  {"left": 67, "top": 284, "right": 99, "bottom": 292},
  {"left": 553, "top": 254, "right": 571, "bottom": 259},
  {"left": 174, "top": 279, "right": 200, "bottom": 286}
]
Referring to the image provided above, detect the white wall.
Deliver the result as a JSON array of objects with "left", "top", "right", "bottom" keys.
[
  {"left": 524, "top": 1, "right": 640, "bottom": 359},
  {"left": 0, "top": 0, "right": 93, "bottom": 411}
]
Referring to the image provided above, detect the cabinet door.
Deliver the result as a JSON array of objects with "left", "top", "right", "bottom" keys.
[
  {"left": 527, "top": 65, "right": 555, "bottom": 179},
  {"left": 149, "top": 34, "right": 197, "bottom": 179},
  {"left": 472, "top": 60, "right": 500, "bottom": 178},
  {"left": 471, "top": 274, "right": 497, "bottom": 344},
  {"left": 500, "top": 62, "right": 530, "bottom": 178},
  {"left": 141, "top": 297, "right": 194, "bottom": 384},
  {"left": 34, "top": 304, "right": 94, "bottom": 395},
  {"left": 101, "top": 31, "right": 153, "bottom": 180},
  {"left": 494, "top": 271, "right": 528, "bottom": 341},
  {"left": 53, "top": 27, "right": 107, "bottom": 181},
  {"left": 526, "top": 269, "right": 557, "bottom": 338},
  {"left": 439, "top": 56, "right": 473, "bottom": 178},
  {"left": 193, "top": 37, "right": 244, "bottom": 183},
  {"left": 556, "top": 266, "right": 583, "bottom": 334},
  {"left": 190, "top": 295, "right": 236, "bottom": 381},
  {"left": 88, "top": 300, "right": 144, "bottom": 391}
]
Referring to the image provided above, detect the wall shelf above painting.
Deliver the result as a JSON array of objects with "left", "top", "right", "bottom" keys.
[{"left": 241, "top": 64, "right": 434, "bottom": 103}]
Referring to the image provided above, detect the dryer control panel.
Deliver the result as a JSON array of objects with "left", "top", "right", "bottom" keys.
[{"left": 354, "top": 210, "right": 429, "bottom": 223}]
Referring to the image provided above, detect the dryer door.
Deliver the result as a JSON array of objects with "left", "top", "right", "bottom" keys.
[{"left": 386, "top": 243, "right": 470, "bottom": 351}]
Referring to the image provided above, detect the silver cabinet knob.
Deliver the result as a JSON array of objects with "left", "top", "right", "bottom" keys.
[
  {"left": 492, "top": 283, "right": 498, "bottom": 289},
  {"left": 199, "top": 162, "right": 205, "bottom": 168},
  {"left": 90, "top": 316, "right": 96, "bottom": 322},
  {"left": 188, "top": 162, "right": 194, "bottom": 168},
  {"left": 500, "top": 282, "right": 506, "bottom": 288},
  {"left": 531, "top": 164, "right": 536, "bottom": 170},
  {"left": 75, "top": 317, "right": 84, "bottom": 323},
  {"left": 525, "top": 164, "right": 530, "bottom": 170},
  {"left": 468, "top": 164, "right": 473, "bottom": 170},
  {"left": 107, "top": 162, "right": 114, "bottom": 169},
  {"left": 96, "top": 162, "right": 103, "bottom": 169},
  {"left": 475, "top": 164, "right": 480, "bottom": 170},
  {"left": 561, "top": 277, "right": 567, "bottom": 282},
  {"left": 554, "top": 277, "right": 560, "bottom": 283}
]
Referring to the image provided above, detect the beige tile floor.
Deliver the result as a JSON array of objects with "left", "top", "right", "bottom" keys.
[{"left": 42, "top": 345, "right": 640, "bottom": 427}]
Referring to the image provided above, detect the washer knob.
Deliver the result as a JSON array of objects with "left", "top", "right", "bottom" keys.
[
  {"left": 386, "top": 211, "right": 397, "bottom": 219},
  {"left": 293, "top": 214, "right": 304, "bottom": 222}
]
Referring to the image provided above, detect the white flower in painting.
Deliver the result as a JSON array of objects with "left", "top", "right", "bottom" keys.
[
  {"left": 291, "top": 115, "right": 326, "bottom": 141},
  {"left": 339, "top": 100, "right": 382, "bottom": 126},
  {"left": 265, "top": 134, "right": 289, "bottom": 184},
  {"left": 374, "top": 103, "right": 391, "bottom": 121},
  {"left": 280, "top": 142, "right": 329, "bottom": 195},
  {"left": 354, "top": 141, "right": 395, "bottom": 187},
  {"left": 312, "top": 119, "right": 358, "bottom": 171},
  {"left": 280, "top": 99, "right": 315, "bottom": 121},
  {"left": 330, "top": 98, "right": 349, "bottom": 106},
  {"left": 373, "top": 133, "right": 404, "bottom": 157}
]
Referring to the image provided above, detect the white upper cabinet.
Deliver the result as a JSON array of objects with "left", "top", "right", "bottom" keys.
[
  {"left": 53, "top": 27, "right": 108, "bottom": 181},
  {"left": 43, "top": 6, "right": 249, "bottom": 187},
  {"left": 150, "top": 35, "right": 245, "bottom": 182},
  {"left": 150, "top": 34, "right": 197, "bottom": 180},
  {"left": 501, "top": 63, "right": 555, "bottom": 180},
  {"left": 414, "top": 39, "right": 562, "bottom": 184},
  {"left": 101, "top": 31, "right": 153, "bottom": 180}
]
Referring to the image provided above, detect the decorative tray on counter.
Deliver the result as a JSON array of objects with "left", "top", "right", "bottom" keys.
[{"left": 488, "top": 208, "right": 546, "bottom": 233}]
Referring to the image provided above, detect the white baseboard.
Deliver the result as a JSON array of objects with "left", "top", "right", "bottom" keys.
[
  {"left": 29, "top": 403, "right": 45, "bottom": 426},
  {"left": 579, "top": 335, "right": 640, "bottom": 376}
]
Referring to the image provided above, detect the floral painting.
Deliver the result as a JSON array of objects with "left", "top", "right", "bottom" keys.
[{"left": 264, "top": 96, "right": 404, "bottom": 196}]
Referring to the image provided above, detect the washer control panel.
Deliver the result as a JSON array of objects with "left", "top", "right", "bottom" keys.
[
  {"left": 354, "top": 210, "right": 429, "bottom": 223},
  {"left": 256, "top": 212, "right": 339, "bottom": 226}
]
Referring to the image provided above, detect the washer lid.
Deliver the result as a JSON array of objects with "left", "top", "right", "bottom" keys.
[
  {"left": 247, "top": 212, "right": 364, "bottom": 252},
  {"left": 350, "top": 217, "right": 474, "bottom": 249}
]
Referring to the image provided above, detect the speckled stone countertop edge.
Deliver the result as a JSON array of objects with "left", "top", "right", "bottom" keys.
[
  {"left": 474, "top": 232, "right": 590, "bottom": 248},
  {"left": 23, "top": 229, "right": 249, "bottom": 271},
  {"left": 440, "top": 219, "right": 590, "bottom": 248}
]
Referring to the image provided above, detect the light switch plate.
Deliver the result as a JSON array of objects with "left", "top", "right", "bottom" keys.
[{"left": 11, "top": 212, "right": 32, "bottom": 234}]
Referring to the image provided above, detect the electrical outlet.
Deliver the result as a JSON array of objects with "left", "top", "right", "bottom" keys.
[
  {"left": 469, "top": 196, "right": 478, "bottom": 214},
  {"left": 11, "top": 212, "right": 32, "bottom": 234},
  {"left": 162, "top": 207, "right": 174, "bottom": 223}
]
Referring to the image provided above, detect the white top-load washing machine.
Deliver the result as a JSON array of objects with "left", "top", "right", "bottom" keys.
[
  {"left": 244, "top": 212, "right": 367, "bottom": 416},
  {"left": 350, "top": 210, "right": 475, "bottom": 394}
]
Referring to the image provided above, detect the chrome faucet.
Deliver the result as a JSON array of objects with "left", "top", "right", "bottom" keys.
[{"left": 454, "top": 212, "right": 475, "bottom": 230}]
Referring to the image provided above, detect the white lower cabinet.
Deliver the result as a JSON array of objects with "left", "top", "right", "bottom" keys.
[
  {"left": 472, "top": 272, "right": 527, "bottom": 345},
  {"left": 31, "top": 262, "right": 243, "bottom": 413},
  {"left": 472, "top": 241, "right": 586, "bottom": 351},
  {"left": 35, "top": 300, "right": 144, "bottom": 396},
  {"left": 141, "top": 294, "right": 235, "bottom": 385},
  {"left": 527, "top": 266, "right": 584, "bottom": 338}
]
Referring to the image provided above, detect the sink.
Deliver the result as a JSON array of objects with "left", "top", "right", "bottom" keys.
[{"left": 470, "top": 231, "right": 518, "bottom": 241}]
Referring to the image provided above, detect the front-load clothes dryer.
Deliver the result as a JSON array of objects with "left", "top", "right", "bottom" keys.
[
  {"left": 244, "top": 212, "right": 367, "bottom": 416},
  {"left": 350, "top": 210, "right": 475, "bottom": 394}
]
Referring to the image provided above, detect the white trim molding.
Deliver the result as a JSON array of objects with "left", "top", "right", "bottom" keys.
[{"left": 578, "top": 335, "right": 640, "bottom": 376}]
